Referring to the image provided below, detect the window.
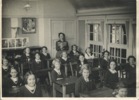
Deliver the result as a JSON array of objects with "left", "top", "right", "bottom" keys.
[
  {"left": 89, "top": 24, "right": 102, "bottom": 42},
  {"left": 87, "top": 22, "right": 104, "bottom": 57},
  {"left": 108, "top": 23, "right": 128, "bottom": 63},
  {"left": 108, "top": 24, "right": 127, "bottom": 45}
]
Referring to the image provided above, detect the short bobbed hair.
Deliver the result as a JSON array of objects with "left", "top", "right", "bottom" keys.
[{"left": 24, "top": 71, "right": 36, "bottom": 84}]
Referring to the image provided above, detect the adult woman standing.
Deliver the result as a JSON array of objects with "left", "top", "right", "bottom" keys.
[{"left": 56, "top": 32, "right": 69, "bottom": 58}]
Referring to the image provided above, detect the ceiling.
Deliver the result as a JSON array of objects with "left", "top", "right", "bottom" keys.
[{"left": 69, "top": 0, "right": 136, "bottom": 10}]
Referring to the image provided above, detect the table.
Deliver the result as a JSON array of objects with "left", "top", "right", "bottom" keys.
[
  {"left": 80, "top": 87, "right": 113, "bottom": 97},
  {"left": 53, "top": 76, "right": 78, "bottom": 97}
]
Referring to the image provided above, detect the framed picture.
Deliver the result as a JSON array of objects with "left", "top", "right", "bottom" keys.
[
  {"left": 22, "top": 18, "right": 36, "bottom": 34},
  {"left": 2, "top": 37, "right": 29, "bottom": 49}
]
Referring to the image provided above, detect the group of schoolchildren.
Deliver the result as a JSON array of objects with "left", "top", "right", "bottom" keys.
[{"left": 2, "top": 32, "right": 136, "bottom": 97}]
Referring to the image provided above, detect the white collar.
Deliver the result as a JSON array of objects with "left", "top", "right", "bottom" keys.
[
  {"left": 25, "top": 84, "right": 36, "bottom": 94},
  {"left": 25, "top": 53, "right": 30, "bottom": 56},
  {"left": 2, "top": 65, "right": 8, "bottom": 70},
  {"left": 43, "top": 52, "right": 47, "bottom": 56},
  {"left": 83, "top": 77, "right": 89, "bottom": 82},
  {"left": 11, "top": 77, "right": 18, "bottom": 84},
  {"left": 109, "top": 69, "right": 117, "bottom": 74},
  {"left": 62, "top": 57, "right": 67, "bottom": 61},
  {"left": 54, "top": 68, "right": 61, "bottom": 75},
  {"left": 35, "top": 59, "right": 41, "bottom": 62}
]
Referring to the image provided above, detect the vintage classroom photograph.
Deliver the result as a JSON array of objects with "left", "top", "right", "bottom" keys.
[{"left": 0, "top": 0, "right": 139, "bottom": 99}]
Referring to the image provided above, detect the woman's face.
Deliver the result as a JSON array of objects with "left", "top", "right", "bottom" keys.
[
  {"left": 3, "top": 59, "right": 8, "bottom": 66},
  {"left": 118, "top": 88, "right": 128, "bottom": 97},
  {"left": 110, "top": 61, "right": 116, "bottom": 70},
  {"left": 82, "top": 69, "right": 89, "bottom": 79},
  {"left": 73, "top": 46, "right": 77, "bottom": 51},
  {"left": 104, "top": 52, "right": 109, "bottom": 58},
  {"left": 10, "top": 69, "right": 18, "bottom": 78},
  {"left": 42, "top": 48, "right": 47, "bottom": 53},
  {"left": 62, "top": 52, "right": 67, "bottom": 58},
  {"left": 25, "top": 48, "right": 30, "bottom": 54},
  {"left": 129, "top": 58, "right": 135, "bottom": 65},
  {"left": 59, "top": 34, "right": 64, "bottom": 40},
  {"left": 79, "top": 55, "right": 84, "bottom": 62},
  {"left": 35, "top": 53, "right": 40, "bottom": 60},
  {"left": 54, "top": 62, "right": 61, "bottom": 70},
  {"left": 27, "top": 75, "right": 36, "bottom": 87}
]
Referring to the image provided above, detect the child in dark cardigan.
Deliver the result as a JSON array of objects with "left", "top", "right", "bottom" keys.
[
  {"left": 104, "top": 60, "right": 119, "bottom": 90},
  {"left": 40, "top": 46, "right": 51, "bottom": 68},
  {"left": 31, "top": 52, "right": 45, "bottom": 83},
  {"left": 60, "top": 51, "right": 71, "bottom": 76},
  {"left": 76, "top": 54, "right": 88, "bottom": 77},
  {"left": 51, "top": 58, "right": 65, "bottom": 82},
  {"left": 2, "top": 58, "right": 11, "bottom": 97},
  {"left": 7, "top": 67, "right": 23, "bottom": 97},
  {"left": 75, "top": 65, "right": 96, "bottom": 97},
  {"left": 18, "top": 71, "right": 42, "bottom": 97}
]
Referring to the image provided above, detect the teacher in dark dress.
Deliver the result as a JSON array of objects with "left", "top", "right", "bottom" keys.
[{"left": 56, "top": 32, "right": 69, "bottom": 58}]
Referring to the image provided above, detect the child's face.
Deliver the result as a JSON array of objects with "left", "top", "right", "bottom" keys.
[
  {"left": 54, "top": 62, "right": 61, "bottom": 70},
  {"left": 62, "top": 52, "right": 67, "bottom": 58},
  {"left": 129, "top": 58, "right": 135, "bottom": 65},
  {"left": 10, "top": 69, "right": 18, "bottom": 78},
  {"left": 27, "top": 75, "right": 36, "bottom": 87},
  {"left": 86, "top": 48, "right": 91, "bottom": 53},
  {"left": 3, "top": 59, "right": 8, "bottom": 66},
  {"left": 35, "top": 54, "right": 40, "bottom": 60},
  {"left": 118, "top": 88, "right": 127, "bottom": 97},
  {"left": 73, "top": 46, "right": 77, "bottom": 51},
  {"left": 110, "top": 61, "right": 116, "bottom": 70},
  {"left": 42, "top": 48, "right": 47, "bottom": 53},
  {"left": 25, "top": 48, "right": 30, "bottom": 53},
  {"left": 104, "top": 52, "right": 109, "bottom": 58},
  {"left": 79, "top": 55, "right": 84, "bottom": 62},
  {"left": 82, "top": 69, "right": 89, "bottom": 79}
]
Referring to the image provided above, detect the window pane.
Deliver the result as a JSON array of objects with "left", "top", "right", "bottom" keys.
[
  {"left": 90, "top": 24, "right": 93, "bottom": 32},
  {"left": 90, "top": 33, "right": 93, "bottom": 40},
  {"left": 110, "top": 47, "right": 114, "bottom": 56},
  {"left": 121, "top": 49, "right": 126, "bottom": 58},
  {"left": 121, "top": 59, "right": 126, "bottom": 63}
]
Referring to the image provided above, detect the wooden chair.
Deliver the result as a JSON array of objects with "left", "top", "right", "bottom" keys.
[{"left": 69, "top": 61, "right": 78, "bottom": 76}]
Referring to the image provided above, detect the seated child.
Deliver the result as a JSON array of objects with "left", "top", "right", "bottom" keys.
[
  {"left": 2, "top": 58, "right": 11, "bottom": 97},
  {"left": 21, "top": 47, "right": 33, "bottom": 75},
  {"left": 51, "top": 58, "right": 65, "bottom": 82},
  {"left": 69, "top": 45, "right": 80, "bottom": 62},
  {"left": 84, "top": 47, "right": 95, "bottom": 60},
  {"left": 75, "top": 66, "right": 96, "bottom": 97},
  {"left": 2, "top": 58, "right": 11, "bottom": 78},
  {"left": 104, "top": 60, "right": 119, "bottom": 90},
  {"left": 40, "top": 46, "right": 51, "bottom": 68},
  {"left": 60, "top": 51, "right": 71, "bottom": 76},
  {"left": 18, "top": 71, "right": 42, "bottom": 97},
  {"left": 77, "top": 54, "right": 88, "bottom": 77},
  {"left": 31, "top": 52, "right": 45, "bottom": 83},
  {"left": 115, "top": 82, "right": 128, "bottom": 97},
  {"left": 7, "top": 67, "right": 23, "bottom": 97}
]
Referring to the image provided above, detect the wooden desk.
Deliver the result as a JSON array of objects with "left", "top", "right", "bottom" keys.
[
  {"left": 80, "top": 87, "right": 113, "bottom": 97},
  {"left": 53, "top": 76, "right": 77, "bottom": 97}
]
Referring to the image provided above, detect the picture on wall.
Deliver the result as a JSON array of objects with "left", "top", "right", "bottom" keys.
[
  {"left": 22, "top": 18, "right": 36, "bottom": 34},
  {"left": 2, "top": 37, "right": 29, "bottom": 49}
]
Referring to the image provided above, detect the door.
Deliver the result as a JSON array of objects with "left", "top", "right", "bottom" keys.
[{"left": 51, "top": 20, "right": 76, "bottom": 58}]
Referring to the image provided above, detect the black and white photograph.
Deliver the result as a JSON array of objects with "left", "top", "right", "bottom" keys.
[
  {"left": 22, "top": 18, "right": 36, "bottom": 34},
  {"left": 1, "top": 0, "right": 138, "bottom": 99}
]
